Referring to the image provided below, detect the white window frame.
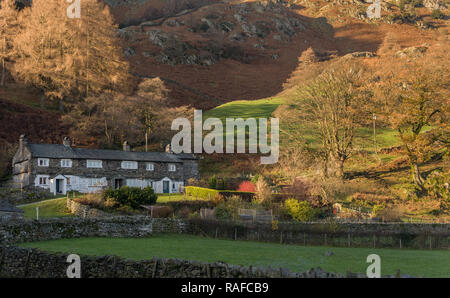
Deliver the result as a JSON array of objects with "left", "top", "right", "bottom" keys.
[
  {"left": 121, "top": 161, "right": 138, "bottom": 170},
  {"left": 87, "top": 178, "right": 105, "bottom": 187},
  {"left": 87, "top": 160, "right": 102, "bottom": 168},
  {"left": 146, "top": 162, "right": 154, "bottom": 171},
  {"left": 61, "top": 159, "right": 72, "bottom": 168},
  {"left": 37, "top": 175, "right": 49, "bottom": 185},
  {"left": 38, "top": 158, "right": 49, "bottom": 167},
  {"left": 168, "top": 164, "right": 176, "bottom": 172}
]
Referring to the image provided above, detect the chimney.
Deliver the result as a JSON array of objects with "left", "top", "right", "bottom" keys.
[
  {"left": 19, "top": 134, "right": 28, "bottom": 150},
  {"left": 165, "top": 144, "right": 173, "bottom": 154},
  {"left": 63, "top": 136, "right": 71, "bottom": 147},
  {"left": 123, "top": 141, "right": 131, "bottom": 151}
]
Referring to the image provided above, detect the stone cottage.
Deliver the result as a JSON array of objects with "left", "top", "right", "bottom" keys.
[{"left": 12, "top": 135, "right": 198, "bottom": 195}]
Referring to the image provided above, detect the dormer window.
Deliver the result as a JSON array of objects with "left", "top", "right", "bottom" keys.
[
  {"left": 61, "top": 159, "right": 72, "bottom": 168},
  {"left": 168, "top": 164, "right": 176, "bottom": 172},
  {"left": 146, "top": 163, "right": 154, "bottom": 171},
  {"left": 121, "top": 161, "right": 138, "bottom": 169},
  {"left": 87, "top": 160, "right": 102, "bottom": 168},
  {"left": 38, "top": 158, "right": 49, "bottom": 167}
]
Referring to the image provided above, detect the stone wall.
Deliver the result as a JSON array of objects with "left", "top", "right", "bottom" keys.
[
  {"left": 0, "top": 245, "right": 407, "bottom": 278},
  {"left": 0, "top": 217, "right": 187, "bottom": 245},
  {"left": 66, "top": 198, "right": 112, "bottom": 219}
]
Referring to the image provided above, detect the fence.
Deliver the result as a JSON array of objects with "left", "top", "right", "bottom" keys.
[{"left": 238, "top": 209, "right": 273, "bottom": 223}]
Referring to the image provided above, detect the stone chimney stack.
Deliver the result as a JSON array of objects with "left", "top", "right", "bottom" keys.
[
  {"left": 19, "top": 134, "right": 28, "bottom": 150},
  {"left": 63, "top": 137, "right": 71, "bottom": 147},
  {"left": 123, "top": 141, "right": 131, "bottom": 151}
]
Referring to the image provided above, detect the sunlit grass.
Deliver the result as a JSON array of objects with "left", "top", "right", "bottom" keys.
[{"left": 20, "top": 234, "right": 450, "bottom": 277}]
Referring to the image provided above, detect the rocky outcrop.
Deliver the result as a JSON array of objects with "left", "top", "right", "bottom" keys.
[
  {"left": 120, "top": 1, "right": 308, "bottom": 66},
  {"left": 395, "top": 45, "right": 428, "bottom": 58}
]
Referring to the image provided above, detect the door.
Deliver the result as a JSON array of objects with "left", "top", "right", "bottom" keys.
[
  {"left": 115, "top": 179, "right": 124, "bottom": 189},
  {"left": 163, "top": 181, "right": 170, "bottom": 194},
  {"left": 56, "top": 179, "right": 63, "bottom": 194}
]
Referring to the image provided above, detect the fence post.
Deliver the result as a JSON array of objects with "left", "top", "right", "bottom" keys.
[
  {"left": 280, "top": 232, "right": 283, "bottom": 244},
  {"left": 215, "top": 227, "right": 218, "bottom": 239},
  {"left": 348, "top": 234, "right": 350, "bottom": 247},
  {"left": 234, "top": 228, "right": 237, "bottom": 240},
  {"left": 399, "top": 238, "right": 402, "bottom": 249}
]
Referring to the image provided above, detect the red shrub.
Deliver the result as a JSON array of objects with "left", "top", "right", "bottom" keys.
[{"left": 237, "top": 181, "right": 256, "bottom": 192}]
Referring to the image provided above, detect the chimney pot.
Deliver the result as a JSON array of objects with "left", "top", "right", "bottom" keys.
[
  {"left": 165, "top": 144, "right": 173, "bottom": 154},
  {"left": 63, "top": 137, "right": 71, "bottom": 147},
  {"left": 123, "top": 141, "right": 131, "bottom": 151}
]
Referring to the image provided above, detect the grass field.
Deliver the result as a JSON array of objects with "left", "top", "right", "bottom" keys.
[
  {"left": 204, "top": 97, "right": 284, "bottom": 121},
  {"left": 19, "top": 234, "right": 450, "bottom": 277},
  {"left": 19, "top": 198, "right": 73, "bottom": 220}
]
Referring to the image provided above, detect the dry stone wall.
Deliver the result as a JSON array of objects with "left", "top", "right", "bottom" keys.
[{"left": 0, "top": 245, "right": 408, "bottom": 278}]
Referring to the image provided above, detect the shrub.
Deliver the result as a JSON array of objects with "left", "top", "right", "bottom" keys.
[
  {"left": 209, "top": 175, "right": 217, "bottom": 189},
  {"left": 284, "top": 198, "right": 317, "bottom": 222},
  {"left": 214, "top": 204, "right": 233, "bottom": 220},
  {"left": 103, "top": 186, "right": 157, "bottom": 209},
  {"left": 424, "top": 170, "right": 449, "bottom": 201},
  {"left": 157, "top": 200, "right": 216, "bottom": 213},
  {"left": 178, "top": 206, "right": 193, "bottom": 219},
  {"left": 152, "top": 206, "right": 174, "bottom": 218},
  {"left": 74, "top": 193, "right": 105, "bottom": 209},
  {"left": 431, "top": 9, "right": 445, "bottom": 19},
  {"left": 375, "top": 205, "right": 404, "bottom": 222},
  {"left": 237, "top": 181, "right": 256, "bottom": 192},
  {"left": 255, "top": 176, "right": 272, "bottom": 204}
]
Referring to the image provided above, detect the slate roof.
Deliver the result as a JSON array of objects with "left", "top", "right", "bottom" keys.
[
  {"left": 27, "top": 144, "right": 197, "bottom": 163},
  {"left": 0, "top": 200, "right": 24, "bottom": 213}
]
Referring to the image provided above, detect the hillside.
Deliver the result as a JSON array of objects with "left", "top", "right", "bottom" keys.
[{"left": 0, "top": 0, "right": 448, "bottom": 185}]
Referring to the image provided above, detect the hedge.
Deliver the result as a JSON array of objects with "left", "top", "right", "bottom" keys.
[
  {"left": 157, "top": 200, "right": 216, "bottom": 213},
  {"left": 185, "top": 186, "right": 255, "bottom": 201},
  {"left": 185, "top": 186, "right": 220, "bottom": 200}
]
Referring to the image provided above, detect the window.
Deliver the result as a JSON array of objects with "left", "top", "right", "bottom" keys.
[
  {"left": 38, "top": 176, "right": 48, "bottom": 185},
  {"left": 38, "top": 158, "right": 49, "bottom": 167},
  {"left": 121, "top": 161, "right": 138, "bottom": 170},
  {"left": 87, "top": 160, "right": 102, "bottom": 168},
  {"left": 88, "top": 178, "right": 105, "bottom": 187},
  {"left": 168, "top": 164, "right": 176, "bottom": 172},
  {"left": 146, "top": 163, "right": 154, "bottom": 171},
  {"left": 61, "top": 159, "right": 72, "bottom": 168}
]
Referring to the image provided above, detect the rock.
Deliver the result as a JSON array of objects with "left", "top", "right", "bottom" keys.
[
  {"left": 124, "top": 47, "right": 136, "bottom": 57},
  {"left": 395, "top": 46, "right": 428, "bottom": 58},
  {"left": 234, "top": 13, "right": 247, "bottom": 24},
  {"left": 343, "top": 51, "right": 376, "bottom": 59},
  {"left": 324, "top": 251, "right": 334, "bottom": 257},
  {"left": 423, "top": 0, "right": 446, "bottom": 10}
]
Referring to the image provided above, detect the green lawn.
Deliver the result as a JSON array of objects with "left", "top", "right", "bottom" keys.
[
  {"left": 20, "top": 234, "right": 450, "bottom": 277},
  {"left": 19, "top": 198, "right": 73, "bottom": 220},
  {"left": 204, "top": 97, "right": 284, "bottom": 121}
]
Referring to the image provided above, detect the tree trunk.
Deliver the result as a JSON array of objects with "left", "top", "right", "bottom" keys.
[
  {"left": 411, "top": 163, "right": 424, "bottom": 187},
  {"left": 58, "top": 99, "right": 64, "bottom": 113},
  {"left": 327, "top": 152, "right": 344, "bottom": 180},
  {"left": 1, "top": 59, "right": 5, "bottom": 87},
  {"left": 40, "top": 95, "right": 46, "bottom": 109}
]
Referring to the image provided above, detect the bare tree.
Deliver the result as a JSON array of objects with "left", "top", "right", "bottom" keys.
[{"left": 291, "top": 60, "right": 371, "bottom": 179}]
